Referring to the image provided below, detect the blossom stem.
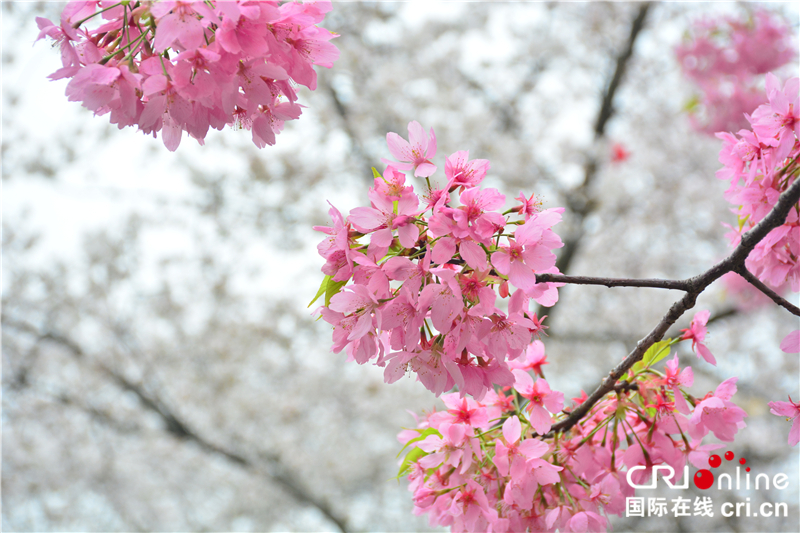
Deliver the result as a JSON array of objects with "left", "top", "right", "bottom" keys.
[
  {"left": 122, "top": 27, "right": 152, "bottom": 62},
  {"left": 73, "top": 2, "right": 125, "bottom": 28},
  {"left": 159, "top": 54, "right": 171, "bottom": 80},
  {"left": 122, "top": 5, "right": 131, "bottom": 54},
  {"left": 98, "top": 28, "right": 149, "bottom": 65}
]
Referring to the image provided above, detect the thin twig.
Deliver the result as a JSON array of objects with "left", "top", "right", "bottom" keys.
[
  {"left": 735, "top": 267, "right": 800, "bottom": 317},
  {"left": 535, "top": 273, "right": 690, "bottom": 291}
]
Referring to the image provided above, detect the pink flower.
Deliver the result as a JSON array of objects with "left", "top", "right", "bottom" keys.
[
  {"left": 451, "top": 187, "right": 506, "bottom": 243},
  {"left": 417, "top": 422, "right": 476, "bottom": 473},
  {"left": 659, "top": 354, "right": 694, "bottom": 414},
  {"left": 510, "top": 340, "right": 548, "bottom": 377},
  {"left": 680, "top": 310, "right": 716, "bottom": 365},
  {"left": 751, "top": 74, "right": 800, "bottom": 159},
  {"left": 513, "top": 370, "right": 564, "bottom": 434},
  {"left": 38, "top": 1, "right": 338, "bottom": 149},
  {"left": 385, "top": 121, "right": 438, "bottom": 178},
  {"left": 373, "top": 165, "right": 412, "bottom": 200},
  {"left": 313, "top": 203, "right": 355, "bottom": 282},
  {"left": 512, "top": 192, "right": 542, "bottom": 220},
  {"left": 493, "top": 415, "right": 549, "bottom": 479},
  {"left": 349, "top": 187, "right": 420, "bottom": 253},
  {"left": 449, "top": 480, "right": 492, "bottom": 532},
  {"left": 689, "top": 377, "right": 748, "bottom": 442},
  {"left": 445, "top": 150, "right": 490, "bottom": 190},
  {"left": 610, "top": 142, "right": 630, "bottom": 163},
  {"left": 151, "top": 1, "right": 215, "bottom": 53},
  {"left": 432, "top": 393, "right": 490, "bottom": 430},
  {"left": 676, "top": 11, "right": 795, "bottom": 135},
  {"left": 768, "top": 396, "right": 800, "bottom": 446}
]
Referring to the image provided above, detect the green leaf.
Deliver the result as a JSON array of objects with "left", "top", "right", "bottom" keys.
[
  {"left": 372, "top": 167, "right": 382, "bottom": 179},
  {"left": 396, "top": 428, "right": 441, "bottom": 458},
  {"left": 642, "top": 340, "right": 672, "bottom": 368},
  {"left": 396, "top": 446, "right": 429, "bottom": 479},
  {"left": 308, "top": 275, "right": 332, "bottom": 308},
  {"left": 738, "top": 214, "right": 750, "bottom": 232},
  {"left": 683, "top": 95, "right": 700, "bottom": 113},
  {"left": 392, "top": 428, "right": 442, "bottom": 480},
  {"left": 325, "top": 278, "right": 348, "bottom": 307}
]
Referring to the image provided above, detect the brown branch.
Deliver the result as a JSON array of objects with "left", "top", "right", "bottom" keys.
[
  {"left": 612, "top": 381, "right": 639, "bottom": 393},
  {"left": 321, "top": 75, "right": 380, "bottom": 182},
  {"left": 4, "top": 319, "right": 350, "bottom": 533},
  {"left": 546, "top": 177, "right": 800, "bottom": 437},
  {"left": 735, "top": 266, "right": 800, "bottom": 317},
  {"left": 544, "top": 3, "right": 651, "bottom": 320},
  {"left": 534, "top": 273, "right": 690, "bottom": 291},
  {"left": 594, "top": 3, "right": 651, "bottom": 138}
]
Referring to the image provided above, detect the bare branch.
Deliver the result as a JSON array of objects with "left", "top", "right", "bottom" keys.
[
  {"left": 535, "top": 273, "right": 690, "bottom": 290},
  {"left": 735, "top": 267, "right": 800, "bottom": 317}
]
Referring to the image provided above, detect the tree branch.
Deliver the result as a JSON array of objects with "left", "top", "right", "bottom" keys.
[
  {"left": 544, "top": 3, "right": 651, "bottom": 320},
  {"left": 594, "top": 3, "right": 651, "bottom": 138},
  {"left": 5, "top": 320, "right": 350, "bottom": 533},
  {"left": 534, "top": 273, "right": 690, "bottom": 290},
  {"left": 546, "top": 177, "right": 800, "bottom": 436},
  {"left": 320, "top": 75, "right": 380, "bottom": 182},
  {"left": 735, "top": 266, "right": 800, "bottom": 317}
]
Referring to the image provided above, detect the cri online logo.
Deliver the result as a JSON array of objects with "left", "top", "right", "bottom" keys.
[
  {"left": 627, "top": 450, "right": 790, "bottom": 491},
  {"left": 693, "top": 450, "right": 747, "bottom": 489}
]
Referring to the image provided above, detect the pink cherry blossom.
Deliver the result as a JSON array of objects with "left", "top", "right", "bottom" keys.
[
  {"left": 512, "top": 192, "right": 542, "bottom": 220},
  {"left": 445, "top": 151, "right": 490, "bottom": 190},
  {"left": 38, "top": 0, "right": 339, "bottom": 150},
  {"left": 689, "top": 377, "right": 748, "bottom": 441},
  {"left": 385, "top": 121, "right": 438, "bottom": 178},
  {"left": 509, "top": 340, "right": 548, "bottom": 377},
  {"left": 513, "top": 370, "right": 564, "bottom": 434},
  {"left": 659, "top": 354, "right": 694, "bottom": 414},
  {"left": 769, "top": 396, "right": 800, "bottom": 446},
  {"left": 680, "top": 310, "right": 716, "bottom": 365}
]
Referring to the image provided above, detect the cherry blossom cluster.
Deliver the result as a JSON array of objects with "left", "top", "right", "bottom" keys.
[
  {"left": 716, "top": 74, "right": 799, "bottom": 293},
  {"left": 313, "top": 121, "right": 564, "bottom": 400},
  {"left": 397, "top": 339, "right": 745, "bottom": 532},
  {"left": 676, "top": 10, "right": 795, "bottom": 135},
  {"left": 37, "top": 0, "right": 338, "bottom": 151},
  {"left": 716, "top": 74, "right": 800, "bottom": 445}
]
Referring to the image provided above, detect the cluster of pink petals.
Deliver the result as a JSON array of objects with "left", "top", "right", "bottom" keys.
[
  {"left": 37, "top": 0, "right": 338, "bottom": 151},
  {"left": 716, "top": 74, "right": 799, "bottom": 293},
  {"left": 676, "top": 10, "right": 795, "bottom": 135},
  {"left": 314, "top": 122, "right": 565, "bottom": 400},
  {"left": 399, "top": 354, "right": 746, "bottom": 532}
]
